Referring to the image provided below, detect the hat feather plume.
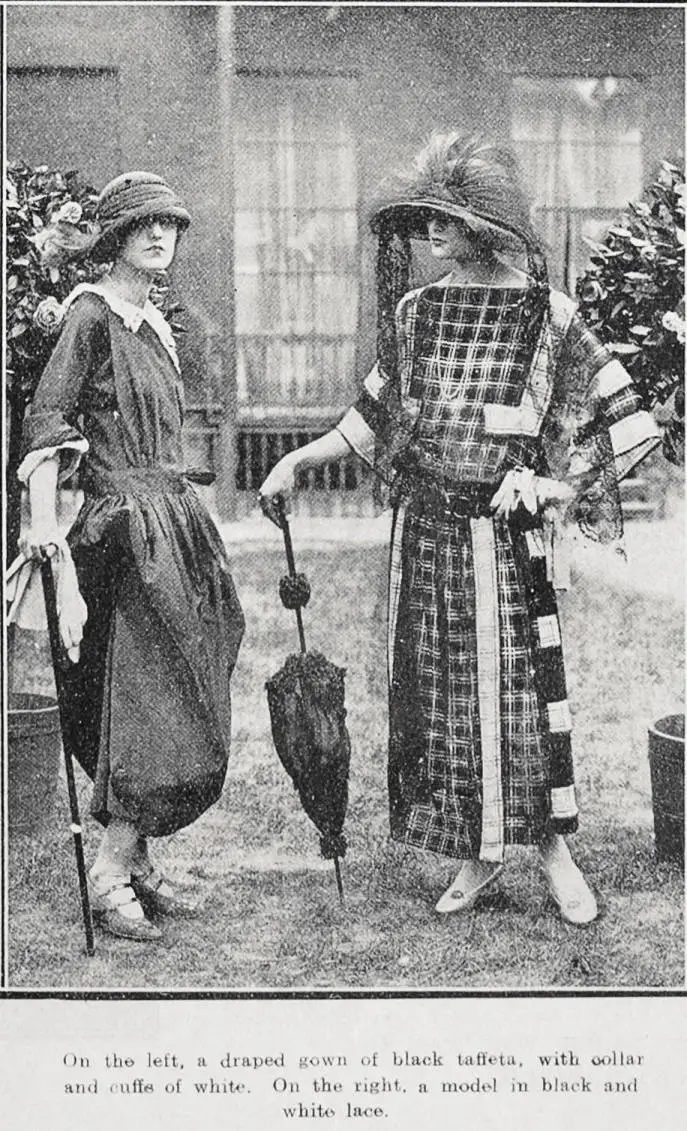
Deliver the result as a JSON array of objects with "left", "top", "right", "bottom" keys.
[{"left": 383, "top": 131, "right": 539, "bottom": 249}]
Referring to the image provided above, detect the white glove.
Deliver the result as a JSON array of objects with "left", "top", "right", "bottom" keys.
[
  {"left": 6, "top": 544, "right": 87, "bottom": 664},
  {"left": 490, "top": 468, "right": 573, "bottom": 518},
  {"left": 55, "top": 546, "right": 88, "bottom": 662}
]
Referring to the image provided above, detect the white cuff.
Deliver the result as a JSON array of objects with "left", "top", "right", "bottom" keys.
[
  {"left": 609, "top": 412, "right": 662, "bottom": 479},
  {"left": 483, "top": 402, "right": 542, "bottom": 436},
  {"left": 17, "top": 439, "right": 89, "bottom": 486},
  {"left": 362, "top": 362, "right": 386, "bottom": 400},
  {"left": 336, "top": 407, "right": 375, "bottom": 466},
  {"left": 590, "top": 358, "right": 633, "bottom": 400}
]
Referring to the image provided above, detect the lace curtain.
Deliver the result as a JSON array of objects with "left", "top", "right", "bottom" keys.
[
  {"left": 511, "top": 77, "right": 644, "bottom": 289},
  {"left": 234, "top": 77, "right": 359, "bottom": 421}
]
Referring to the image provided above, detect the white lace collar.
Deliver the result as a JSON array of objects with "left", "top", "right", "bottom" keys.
[{"left": 63, "top": 281, "right": 180, "bottom": 372}]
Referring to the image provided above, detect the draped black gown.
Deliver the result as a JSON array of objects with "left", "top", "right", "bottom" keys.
[{"left": 21, "top": 289, "right": 245, "bottom": 835}]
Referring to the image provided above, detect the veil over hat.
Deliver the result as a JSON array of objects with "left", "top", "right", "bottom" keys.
[{"left": 90, "top": 171, "right": 191, "bottom": 260}]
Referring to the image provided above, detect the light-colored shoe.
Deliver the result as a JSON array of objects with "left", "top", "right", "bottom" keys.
[
  {"left": 540, "top": 838, "right": 598, "bottom": 926},
  {"left": 435, "top": 861, "right": 504, "bottom": 914}
]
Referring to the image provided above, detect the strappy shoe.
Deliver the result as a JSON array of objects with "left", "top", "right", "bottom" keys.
[
  {"left": 131, "top": 868, "right": 199, "bottom": 919},
  {"left": 90, "top": 880, "right": 162, "bottom": 941},
  {"left": 435, "top": 861, "right": 504, "bottom": 914}
]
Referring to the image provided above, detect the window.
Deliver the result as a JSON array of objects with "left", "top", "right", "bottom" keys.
[
  {"left": 511, "top": 77, "right": 644, "bottom": 288},
  {"left": 234, "top": 76, "right": 359, "bottom": 424}
]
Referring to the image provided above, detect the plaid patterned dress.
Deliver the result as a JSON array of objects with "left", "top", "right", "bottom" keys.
[{"left": 337, "top": 280, "right": 660, "bottom": 862}]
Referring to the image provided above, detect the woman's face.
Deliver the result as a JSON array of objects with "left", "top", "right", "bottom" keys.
[
  {"left": 118, "top": 214, "right": 179, "bottom": 274},
  {"left": 427, "top": 215, "right": 481, "bottom": 264}
]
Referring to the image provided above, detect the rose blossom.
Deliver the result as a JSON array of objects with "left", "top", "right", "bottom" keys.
[
  {"left": 55, "top": 200, "right": 83, "bottom": 225},
  {"left": 33, "top": 226, "right": 65, "bottom": 266},
  {"left": 34, "top": 219, "right": 91, "bottom": 265},
  {"left": 33, "top": 296, "right": 65, "bottom": 333}
]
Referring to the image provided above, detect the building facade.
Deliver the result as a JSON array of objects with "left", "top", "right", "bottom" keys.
[{"left": 6, "top": 4, "right": 684, "bottom": 516}]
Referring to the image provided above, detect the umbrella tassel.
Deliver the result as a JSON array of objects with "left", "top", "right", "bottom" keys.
[
  {"left": 278, "top": 501, "right": 308, "bottom": 654},
  {"left": 40, "top": 553, "right": 96, "bottom": 957}
]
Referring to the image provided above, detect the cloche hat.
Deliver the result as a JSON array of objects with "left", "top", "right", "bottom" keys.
[{"left": 91, "top": 171, "right": 191, "bottom": 260}]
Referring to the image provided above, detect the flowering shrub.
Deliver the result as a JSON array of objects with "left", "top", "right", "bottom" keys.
[
  {"left": 5, "top": 164, "right": 102, "bottom": 560},
  {"left": 576, "top": 160, "right": 685, "bottom": 463},
  {"left": 6, "top": 162, "right": 102, "bottom": 408}
]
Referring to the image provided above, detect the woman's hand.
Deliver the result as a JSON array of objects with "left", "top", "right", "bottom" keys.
[
  {"left": 491, "top": 468, "right": 538, "bottom": 517},
  {"left": 18, "top": 521, "right": 64, "bottom": 561},
  {"left": 491, "top": 468, "right": 574, "bottom": 518},
  {"left": 258, "top": 454, "right": 297, "bottom": 526},
  {"left": 257, "top": 429, "right": 352, "bottom": 525}
]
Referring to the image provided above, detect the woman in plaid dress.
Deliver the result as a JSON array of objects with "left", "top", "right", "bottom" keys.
[{"left": 260, "top": 135, "right": 660, "bottom": 924}]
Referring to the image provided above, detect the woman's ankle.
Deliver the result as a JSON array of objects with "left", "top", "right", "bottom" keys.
[
  {"left": 131, "top": 835, "right": 152, "bottom": 877},
  {"left": 92, "top": 818, "right": 139, "bottom": 880},
  {"left": 89, "top": 864, "right": 129, "bottom": 892}
]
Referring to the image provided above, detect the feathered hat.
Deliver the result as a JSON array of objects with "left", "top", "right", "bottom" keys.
[
  {"left": 370, "top": 132, "right": 549, "bottom": 378},
  {"left": 372, "top": 132, "right": 541, "bottom": 247}
]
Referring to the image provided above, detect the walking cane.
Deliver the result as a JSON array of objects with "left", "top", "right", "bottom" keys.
[{"left": 39, "top": 550, "right": 95, "bottom": 956}]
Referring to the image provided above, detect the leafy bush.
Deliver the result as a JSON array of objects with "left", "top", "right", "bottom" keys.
[
  {"left": 6, "top": 162, "right": 102, "bottom": 409},
  {"left": 576, "top": 161, "right": 685, "bottom": 463}
]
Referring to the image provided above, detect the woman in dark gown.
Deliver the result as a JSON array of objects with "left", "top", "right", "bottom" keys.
[{"left": 19, "top": 172, "right": 245, "bottom": 941}]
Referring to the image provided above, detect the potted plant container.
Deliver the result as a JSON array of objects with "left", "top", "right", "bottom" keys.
[{"left": 8, "top": 691, "right": 62, "bottom": 836}]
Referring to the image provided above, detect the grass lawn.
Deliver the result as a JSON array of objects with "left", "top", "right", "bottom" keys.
[{"left": 6, "top": 539, "right": 684, "bottom": 990}]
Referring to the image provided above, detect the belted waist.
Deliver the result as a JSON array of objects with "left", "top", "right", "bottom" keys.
[
  {"left": 84, "top": 465, "right": 213, "bottom": 498},
  {"left": 426, "top": 482, "right": 496, "bottom": 518},
  {"left": 402, "top": 470, "right": 541, "bottom": 529},
  {"left": 403, "top": 474, "right": 498, "bottom": 519},
  {"left": 392, "top": 447, "right": 508, "bottom": 519}
]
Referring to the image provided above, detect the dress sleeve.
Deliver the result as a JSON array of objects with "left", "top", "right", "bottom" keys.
[
  {"left": 547, "top": 313, "right": 661, "bottom": 541},
  {"left": 336, "top": 362, "right": 389, "bottom": 466},
  {"left": 18, "top": 295, "right": 108, "bottom": 484},
  {"left": 336, "top": 289, "right": 420, "bottom": 476}
]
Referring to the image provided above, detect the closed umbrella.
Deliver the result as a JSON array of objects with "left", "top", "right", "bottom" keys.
[{"left": 264, "top": 503, "right": 350, "bottom": 903}]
